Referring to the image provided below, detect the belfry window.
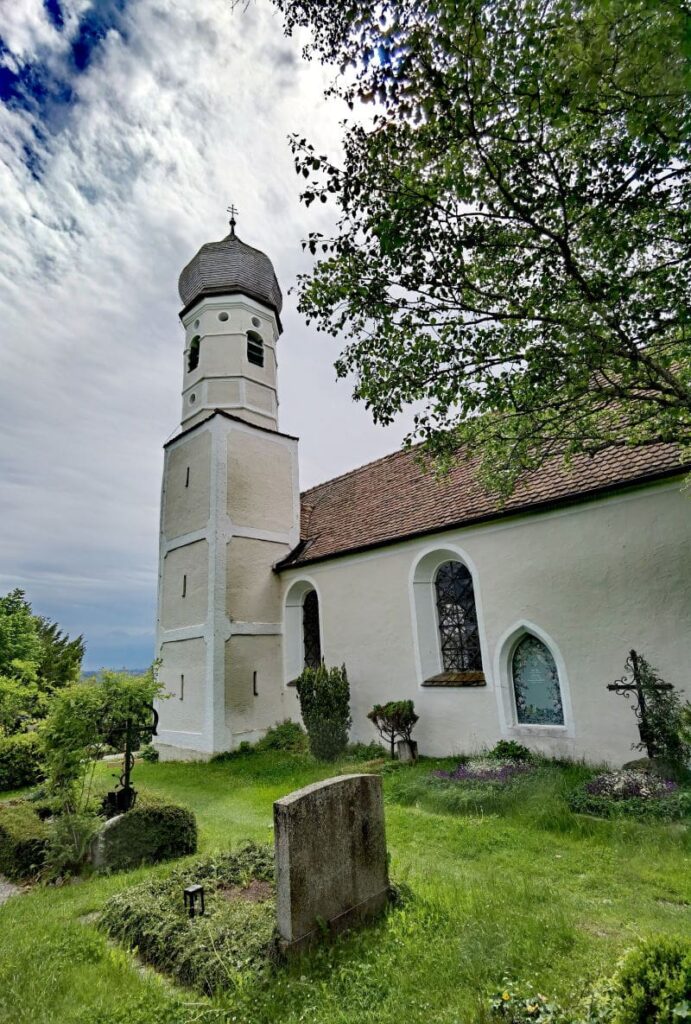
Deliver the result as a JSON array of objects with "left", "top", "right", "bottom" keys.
[
  {"left": 188, "top": 335, "right": 201, "bottom": 372},
  {"left": 247, "top": 330, "right": 264, "bottom": 367},
  {"left": 302, "top": 590, "right": 322, "bottom": 669},
  {"left": 434, "top": 561, "right": 482, "bottom": 672},
  {"left": 511, "top": 635, "right": 564, "bottom": 725}
]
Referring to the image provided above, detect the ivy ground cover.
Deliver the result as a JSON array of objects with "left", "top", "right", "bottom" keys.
[{"left": 0, "top": 751, "right": 689, "bottom": 1024}]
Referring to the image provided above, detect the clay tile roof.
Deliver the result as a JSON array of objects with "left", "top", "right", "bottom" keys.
[{"left": 278, "top": 442, "right": 687, "bottom": 569}]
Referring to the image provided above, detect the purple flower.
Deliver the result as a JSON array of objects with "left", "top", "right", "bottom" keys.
[{"left": 585, "top": 769, "right": 678, "bottom": 801}]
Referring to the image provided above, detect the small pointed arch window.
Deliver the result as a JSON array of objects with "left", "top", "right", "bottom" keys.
[
  {"left": 188, "top": 335, "right": 201, "bottom": 372},
  {"left": 511, "top": 634, "right": 564, "bottom": 725},
  {"left": 434, "top": 560, "right": 482, "bottom": 672},
  {"left": 302, "top": 589, "right": 322, "bottom": 669},
  {"left": 246, "top": 330, "right": 264, "bottom": 367}
]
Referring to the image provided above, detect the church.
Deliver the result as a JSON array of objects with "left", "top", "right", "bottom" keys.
[{"left": 154, "top": 216, "right": 691, "bottom": 765}]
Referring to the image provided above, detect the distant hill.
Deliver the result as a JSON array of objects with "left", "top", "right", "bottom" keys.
[{"left": 81, "top": 668, "right": 149, "bottom": 679}]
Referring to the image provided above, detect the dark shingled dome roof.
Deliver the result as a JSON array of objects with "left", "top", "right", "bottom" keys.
[{"left": 178, "top": 229, "right": 283, "bottom": 318}]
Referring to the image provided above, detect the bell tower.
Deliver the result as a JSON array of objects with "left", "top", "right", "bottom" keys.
[
  {"left": 154, "top": 210, "right": 301, "bottom": 760},
  {"left": 176, "top": 208, "right": 282, "bottom": 432}
]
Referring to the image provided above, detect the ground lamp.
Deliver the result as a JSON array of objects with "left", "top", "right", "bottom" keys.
[{"left": 184, "top": 884, "right": 205, "bottom": 918}]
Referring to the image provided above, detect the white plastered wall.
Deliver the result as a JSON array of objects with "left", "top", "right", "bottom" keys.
[
  {"left": 281, "top": 481, "right": 691, "bottom": 765},
  {"left": 156, "top": 412, "right": 301, "bottom": 758}
]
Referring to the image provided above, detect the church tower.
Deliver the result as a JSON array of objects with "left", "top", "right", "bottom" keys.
[{"left": 155, "top": 212, "right": 301, "bottom": 759}]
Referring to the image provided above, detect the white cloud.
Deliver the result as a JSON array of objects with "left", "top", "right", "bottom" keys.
[{"left": 0, "top": 0, "right": 412, "bottom": 667}]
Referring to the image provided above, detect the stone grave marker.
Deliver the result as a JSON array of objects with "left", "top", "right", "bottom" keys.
[{"left": 274, "top": 773, "right": 389, "bottom": 954}]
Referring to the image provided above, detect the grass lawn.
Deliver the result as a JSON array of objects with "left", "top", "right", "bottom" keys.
[{"left": 0, "top": 752, "right": 689, "bottom": 1024}]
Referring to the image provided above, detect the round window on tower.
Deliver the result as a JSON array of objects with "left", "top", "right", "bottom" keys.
[
  {"left": 189, "top": 393, "right": 196, "bottom": 404},
  {"left": 251, "top": 316, "right": 261, "bottom": 328},
  {"left": 218, "top": 311, "right": 229, "bottom": 322},
  {"left": 194, "top": 319, "right": 200, "bottom": 328}
]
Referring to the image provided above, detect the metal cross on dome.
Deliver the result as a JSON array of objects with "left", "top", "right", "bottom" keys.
[{"left": 227, "top": 203, "right": 238, "bottom": 233}]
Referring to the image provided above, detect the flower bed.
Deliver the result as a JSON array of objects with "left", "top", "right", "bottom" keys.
[
  {"left": 434, "top": 757, "right": 534, "bottom": 785},
  {"left": 569, "top": 769, "right": 689, "bottom": 821}
]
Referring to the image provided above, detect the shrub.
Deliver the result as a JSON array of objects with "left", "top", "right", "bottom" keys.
[
  {"left": 139, "top": 743, "right": 160, "bottom": 763},
  {"left": 296, "top": 663, "right": 351, "bottom": 762},
  {"left": 101, "top": 841, "right": 276, "bottom": 994},
  {"left": 367, "top": 700, "right": 419, "bottom": 759},
  {"left": 0, "top": 676, "right": 48, "bottom": 736},
  {"left": 94, "top": 797, "right": 197, "bottom": 872},
  {"left": 0, "top": 800, "right": 49, "bottom": 878},
  {"left": 586, "top": 936, "right": 691, "bottom": 1024},
  {"left": 44, "top": 811, "right": 99, "bottom": 878},
  {"left": 488, "top": 740, "right": 533, "bottom": 762},
  {"left": 0, "top": 731, "right": 44, "bottom": 792},
  {"left": 42, "top": 667, "right": 162, "bottom": 811},
  {"left": 255, "top": 719, "right": 307, "bottom": 753}
]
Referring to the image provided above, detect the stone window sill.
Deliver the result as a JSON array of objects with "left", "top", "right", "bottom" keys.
[
  {"left": 422, "top": 671, "right": 486, "bottom": 687},
  {"left": 286, "top": 679, "right": 298, "bottom": 688}
]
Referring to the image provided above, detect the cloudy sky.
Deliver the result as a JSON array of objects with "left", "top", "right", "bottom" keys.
[{"left": 0, "top": 0, "right": 411, "bottom": 670}]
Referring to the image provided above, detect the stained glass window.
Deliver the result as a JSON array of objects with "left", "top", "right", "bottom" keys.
[
  {"left": 434, "top": 561, "right": 482, "bottom": 672},
  {"left": 302, "top": 590, "right": 322, "bottom": 669},
  {"left": 511, "top": 635, "right": 564, "bottom": 725}
]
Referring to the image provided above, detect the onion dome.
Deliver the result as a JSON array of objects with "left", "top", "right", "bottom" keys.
[{"left": 178, "top": 222, "right": 283, "bottom": 321}]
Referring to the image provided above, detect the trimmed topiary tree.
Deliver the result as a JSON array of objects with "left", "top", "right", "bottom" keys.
[
  {"left": 367, "top": 701, "right": 419, "bottom": 760},
  {"left": 296, "top": 664, "right": 351, "bottom": 762}
]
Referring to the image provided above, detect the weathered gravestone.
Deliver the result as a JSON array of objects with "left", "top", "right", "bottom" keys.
[{"left": 274, "top": 773, "right": 390, "bottom": 954}]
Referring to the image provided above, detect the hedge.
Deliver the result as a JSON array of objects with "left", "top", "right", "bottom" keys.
[
  {"left": 94, "top": 797, "right": 198, "bottom": 872},
  {"left": 0, "top": 800, "right": 49, "bottom": 878},
  {"left": 0, "top": 732, "right": 44, "bottom": 792}
]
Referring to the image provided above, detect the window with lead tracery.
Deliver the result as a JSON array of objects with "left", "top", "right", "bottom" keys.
[
  {"left": 302, "top": 589, "right": 321, "bottom": 669},
  {"left": 434, "top": 561, "right": 482, "bottom": 672}
]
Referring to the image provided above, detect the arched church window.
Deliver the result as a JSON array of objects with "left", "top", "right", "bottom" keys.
[
  {"left": 302, "top": 590, "right": 322, "bottom": 669},
  {"left": 188, "top": 335, "right": 201, "bottom": 372},
  {"left": 434, "top": 561, "right": 482, "bottom": 672},
  {"left": 247, "top": 330, "right": 264, "bottom": 367},
  {"left": 511, "top": 635, "right": 564, "bottom": 725}
]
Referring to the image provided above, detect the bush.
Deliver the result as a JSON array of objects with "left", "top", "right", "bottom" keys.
[
  {"left": 0, "top": 731, "right": 44, "bottom": 792},
  {"left": 367, "top": 700, "right": 419, "bottom": 759},
  {"left": 255, "top": 720, "right": 307, "bottom": 753},
  {"left": 488, "top": 740, "right": 533, "bottom": 762},
  {"left": 139, "top": 743, "right": 160, "bottom": 763},
  {"left": 101, "top": 841, "right": 276, "bottom": 994},
  {"left": 0, "top": 676, "right": 48, "bottom": 736},
  {"left": 587, "top": 936, "right": 691, "bottom": 1024},
  {"left": 45, "top": 811, "right": 99, "bottom": 878},
  {"left": 94, "top": 796, "right": 197, "bottom": 872},
  {"left": 0, "top": 800, "right": 49, "bottom": 878},
  {"left": 296, "top": 664, "right": 351, "bottom": 762}
]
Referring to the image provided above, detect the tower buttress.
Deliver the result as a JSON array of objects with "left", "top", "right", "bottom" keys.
[{"left": 154, "top": 217, "right": 300, "bottom": 760}]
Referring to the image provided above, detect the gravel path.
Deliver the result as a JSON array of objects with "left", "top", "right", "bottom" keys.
[{"left": 0, "top": 876, "right": 22, "bottom": 906}]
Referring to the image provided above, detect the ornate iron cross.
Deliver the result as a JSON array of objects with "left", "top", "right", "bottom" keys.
[
  {"left": 227, "top": 203, "right": 238, "bottom": 232},
  {"left": 607, "top": 649, "right": 672, "bottom": 758}
]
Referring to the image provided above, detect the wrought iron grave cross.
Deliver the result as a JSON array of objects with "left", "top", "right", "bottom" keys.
[{"left": 607, "top": 648, "right": 672, "bottom": 758}]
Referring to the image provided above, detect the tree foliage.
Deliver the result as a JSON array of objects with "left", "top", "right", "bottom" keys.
[
  {"left": 267, "top": 0, "right": 690, "bottom": 491},
  {"left": 0, "top": 589, "right": 84, "bottom": 691},
  {"left": 41, "top": 668, "right": 162, "bottom": 811}
]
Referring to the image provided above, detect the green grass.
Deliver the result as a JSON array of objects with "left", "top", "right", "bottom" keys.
[{"left": 0, "top": 752, "right": 689, "bottom": 1024}]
